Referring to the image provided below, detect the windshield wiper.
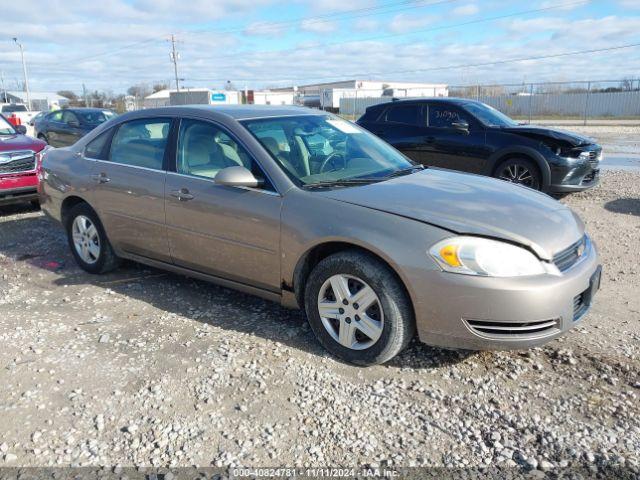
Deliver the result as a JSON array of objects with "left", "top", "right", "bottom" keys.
[
  {"left": 384, "top": 165, "right": 425, "bottom": 179},
  {"left": 303, "top": 178, "right": 382, "bottom": 189}
]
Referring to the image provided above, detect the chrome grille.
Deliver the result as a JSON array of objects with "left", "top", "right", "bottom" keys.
[
  {"left": 0, "top": 150, "right": 36, "bottom": 174},
  {"left": 465, "top": 318, "right": 560, "bottom": 339},
  {"left": 553, "top": 236, "right": 586, "bottom": 272}
]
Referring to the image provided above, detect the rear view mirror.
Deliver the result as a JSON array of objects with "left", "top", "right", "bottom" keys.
[
  {"left": 451, "top": 121, "right": 469, "bottom": 133},
  {"left": 214, "top": 166, "right": 261, "bottom": 188},
  {"left": 15, "top": 125, "right": 27, "bottom": 135}
]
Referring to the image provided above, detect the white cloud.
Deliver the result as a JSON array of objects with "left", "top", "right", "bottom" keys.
[
  {"left": 388, "top": 13, "right": 434, "bottom": 33},
  {"left": 452, "top": 4, "right": 479, "bottom": 16},
  {"left": 300, "top": 19, "right": 337, "bottom": 33},
  {"left": 244, "top": 21, "right": 288, "bottom": 37},
  {"left": 353, "top": 18, "right": 380, "bottom": 32}
]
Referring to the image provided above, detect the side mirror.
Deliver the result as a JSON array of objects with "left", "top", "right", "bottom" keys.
[
  {"left": 451, "top": 120, "right": 469, "bottom": 133},
  {"left": 214, "top": 166, "right": 261, "bottom": 188},
  {"left": 15, "top": 125, "right": 27, "bottom": 135}
]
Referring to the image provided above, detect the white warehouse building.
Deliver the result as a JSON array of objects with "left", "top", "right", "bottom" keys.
[{"left": 292, "top": 80, "right": 448, "bottom": 109}]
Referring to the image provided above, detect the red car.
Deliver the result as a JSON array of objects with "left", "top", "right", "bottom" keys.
[{"left": 0, "top": 114, "right": 48, "bottom": 207}]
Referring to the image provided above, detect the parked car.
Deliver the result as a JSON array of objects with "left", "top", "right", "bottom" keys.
[
  {"left": 28, "top": 111, "right": 46, "bottom": 127},
  {"left": 40, "top": 106, "right": 601, "bottom": 365},
  {"left": 34, "top": 108, "right": 116, "bottom": 147},
  {"left": 0, "top": 114, "right": 48, "bottom": 207},
  {"left": 357, "top": 98, "right": 602, "bottom": 194},
  {"left": 0, "top": 103, "right": 40, "bottom": 127}
]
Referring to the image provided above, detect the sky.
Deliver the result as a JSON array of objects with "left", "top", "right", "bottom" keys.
[{"left": 0, "top": 0, "right": 639, "bottom": 95}]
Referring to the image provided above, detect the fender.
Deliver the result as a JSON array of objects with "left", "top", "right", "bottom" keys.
[{"left": 486, "top": 146, "right": 551, "bottom": 190}]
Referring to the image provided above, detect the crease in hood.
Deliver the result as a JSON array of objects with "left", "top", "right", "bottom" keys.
[
  {"left": 317, "top": 169, "right": 585, "bottom": 260},
  {"left": 501, "top": 125, "right": 594, "bottom": 147}
]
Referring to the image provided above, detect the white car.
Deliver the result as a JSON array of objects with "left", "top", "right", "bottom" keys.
[{"left": 0, "top": 103, "right": 40, "bottom": 126}]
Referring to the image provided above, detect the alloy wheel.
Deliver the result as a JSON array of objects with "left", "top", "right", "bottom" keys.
[
  {"left": 72, "top": 215, "right": 101, "bottom": 264},
  {"left": 317, "top": 274, "right": 384, "bottom": 350},
  {"left": 498, "top": 163, "right": 536, "bottom": 188}
]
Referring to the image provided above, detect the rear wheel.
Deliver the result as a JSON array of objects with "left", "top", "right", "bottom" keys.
[
  {"left": 304, "top": 250, "right": 415, "bottom": 365},
  {"left": 65, "top": 203, "right": 121, "bottom": 274},
  {"left": 494, "top": 158, "right": 541, "bottom": 190}
]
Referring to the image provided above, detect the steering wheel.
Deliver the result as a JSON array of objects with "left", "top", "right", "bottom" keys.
[{"left": 319, "top": 152, "right": 346, "bottom": 173}]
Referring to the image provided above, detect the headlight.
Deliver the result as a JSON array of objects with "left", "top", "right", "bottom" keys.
[{"left": 429, "top": 236, "right": 551, "bottom": 277}]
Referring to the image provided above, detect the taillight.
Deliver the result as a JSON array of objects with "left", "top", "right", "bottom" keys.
[
  {"left": 36, "top": 146, "right": 53, "bottom": 177},
  {"left": 9, "top": 114, "right": 22, "bottom": 126}
]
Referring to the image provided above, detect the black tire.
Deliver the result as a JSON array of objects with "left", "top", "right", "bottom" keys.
[
  {"left": 494, "top": 158, "right": 542, "bottom": 190},
  {"left": 304, "top": 250, "right": 415, "bottom": 366},
  {"left": 65, "top": 203, "right": 121, "bottom": 274}
]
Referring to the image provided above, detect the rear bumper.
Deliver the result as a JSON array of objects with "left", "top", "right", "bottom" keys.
[{"left": 411, "top": 238, "right": 600, "bottom": 350}]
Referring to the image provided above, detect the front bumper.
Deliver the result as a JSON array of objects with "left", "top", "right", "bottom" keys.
[
  {"left": 0, "top": 174, "right": 39, "bottom": 206},
  {"left": 547, "top": 146, "right": 602, "bottom": 193},
  {"left": 411, "top": 237, "right": 600, "bottom": 350}
]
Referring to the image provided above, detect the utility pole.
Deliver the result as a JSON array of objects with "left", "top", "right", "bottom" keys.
[
  {"left": 82, "top": 83, "right": 90, "bottom": 107},
  {"left": 12, "top": 38, "right": 31, "bottom": 111},
  {"left": 170, "top": 35, "right": 180, "bottom": 92},
  {"left": 0, "top": 71, "right": 7, "bottom": 103}
]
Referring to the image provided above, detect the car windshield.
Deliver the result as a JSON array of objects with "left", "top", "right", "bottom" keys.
[
  {"left": 242, "top": 115, "right": 416, "bottom": 187},
  {"left": 462, "top": 102, "right": 518, "bottom": 127},
  {"left": 1, "top": 104, "right": 27, "bottom": 113},
  {"left": 77, "top": 110, "right": 114, "bottom": 125},
  {"left": 0, "top": 115, "right": 16, "bottom": 135}
]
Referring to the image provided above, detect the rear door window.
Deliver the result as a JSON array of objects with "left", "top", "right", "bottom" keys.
[
  {"left": 109, "top": 119, "right": 171, "bottom": 170},
  {"left": 428, "top": 105, "right": 469, "bottom": 128},
  {"left": 384, "top": 104, "right": 424, "bottom": 126}
]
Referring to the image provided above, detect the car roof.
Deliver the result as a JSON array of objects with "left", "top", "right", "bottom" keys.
[
  {"left": 65, "top": 108, "right": 113, "bottom": 113},
  {"left": 367, "top": 97, "right": 482, "bottom": 110},
  {"left": 117, "top": 104, "right": 326, "bottom": 122}
]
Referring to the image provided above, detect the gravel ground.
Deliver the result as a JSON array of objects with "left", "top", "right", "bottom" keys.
[
  {"left": 0, "top": 171, "right": 638, "bottom": 475},
  {"left": 545, "top": 125, "right": 640, "bottom": 155}
]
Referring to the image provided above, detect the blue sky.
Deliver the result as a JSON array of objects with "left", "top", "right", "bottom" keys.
[{"left": 0, "top": 0, "right": 639, "bottom": 94}]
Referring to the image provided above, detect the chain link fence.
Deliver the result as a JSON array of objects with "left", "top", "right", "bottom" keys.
[{"left": 340, "top": 79, "right": 640, "bottom": 123}]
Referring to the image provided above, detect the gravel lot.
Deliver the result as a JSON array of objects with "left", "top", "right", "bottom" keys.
[{"left": 0, "top": 170, "right": 638, "bottom": 475}]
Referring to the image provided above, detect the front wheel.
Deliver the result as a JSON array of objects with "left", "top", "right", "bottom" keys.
[
  {"left": 494, "top": 158, "right": 542, "bottom": 190},
  {"left": 304, "top": 250, "right": 415, "bottom": 365},
  {"left": 65, "top": 203, "right": 121, "bottom": 274}
]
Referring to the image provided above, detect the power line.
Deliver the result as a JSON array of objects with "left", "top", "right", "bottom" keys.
[
  {"left": 21, "top": 0, "right": 590, "bottom": 80},
  {"left": 24, "top": 0, "right": 457, "bottom": 67},
  {"left": 182, "top": 42, "right": 640, "bottom": 83},
  {"left": 193, "top": 0, "right": 590, "bottom": 63}
]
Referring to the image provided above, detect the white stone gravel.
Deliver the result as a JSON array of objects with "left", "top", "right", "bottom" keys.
[{"left": 0, "top": 170, "right": 638, "bottom": 475}]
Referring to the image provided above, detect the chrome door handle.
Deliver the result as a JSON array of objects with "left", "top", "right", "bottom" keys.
[
  {"left": 170, "top": 189, "right": 194, "bottom": 201},
  {"left": 91, "top": 173, "right": 110, "bottom": 184}
]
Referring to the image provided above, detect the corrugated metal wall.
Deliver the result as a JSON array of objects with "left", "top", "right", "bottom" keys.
[{"left": 340, "top": 91, "right": 640, "bottom": 119}]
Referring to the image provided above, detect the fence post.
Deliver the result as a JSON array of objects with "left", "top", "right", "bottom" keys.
[
  {"left": 583, "top": 81, "right": 591, "bottom": 126},
  {"left": 528, "top": 83, "right": 534, "bottom": 124}
]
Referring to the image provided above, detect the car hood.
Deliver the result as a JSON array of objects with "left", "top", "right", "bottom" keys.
[
  {"left": 501, "top": 125, "right": 593, "bottom": 147},
  {"left": 318, "top": 169, "right": 584, "bottom": 260},
  {"left": 0, "top": 134, "right": 46, "bottom": 152}
]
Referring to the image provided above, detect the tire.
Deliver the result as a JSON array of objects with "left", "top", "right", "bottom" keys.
[
  {"left": 304, "top": 250, "right": 415, "bottom": 366},
  {"left": 65, "top": 203, "right": 121, "bottom": 274},
  {"left": 494, "top": 158, "right": 542, "bottom": 190}
]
